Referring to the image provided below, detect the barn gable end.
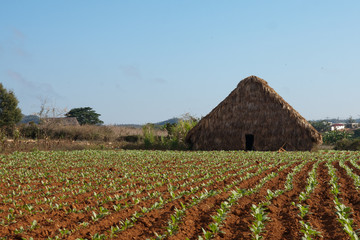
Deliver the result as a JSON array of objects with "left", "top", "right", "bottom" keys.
[{"left": 186, "top": 76, "right": 322, "bottom": 151}]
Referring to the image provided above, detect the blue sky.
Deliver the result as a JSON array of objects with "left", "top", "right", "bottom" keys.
[{"left": 1, "top": 1, "right": 359, "bottom": 124}]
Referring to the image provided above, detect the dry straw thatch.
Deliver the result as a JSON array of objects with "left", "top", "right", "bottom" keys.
[{"left": 186, "top": 76, "right": 322, "bottom": 151}]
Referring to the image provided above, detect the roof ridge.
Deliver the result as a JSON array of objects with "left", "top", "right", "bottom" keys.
[{"left": 237, "top": 75, "right": 268, "bottom": 88}]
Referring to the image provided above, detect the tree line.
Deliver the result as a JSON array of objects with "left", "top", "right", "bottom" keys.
[{"left": 0, "top": 83, "right": 103, "bottom": 134}]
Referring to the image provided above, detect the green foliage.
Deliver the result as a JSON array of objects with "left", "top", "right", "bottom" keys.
[
  {"left": 322, "top": 126, "right": 360, "bottom": 150},
  {"left": 309, "top": 121, "right": 331, "bottom": 132},
  {"left": 140, "top": 114, "right": 198, "bottom": 150},
  {"left": 0, "top": 83, "right": 22, "bottom": 129},
  {"left": 66, "top": 107, "right": 103, "bottom": 125},
  {"left": 322, "top": 130, "right": 352, "bottom": 145},
  {"left": 122, "top": 135, "right": 141, "bottom": 143},
  {"left": 353, "top": 129, "right": 360, "bottom": 139},
  {"left": 164, "top": 114, "right": 198, "bottom": 149},
  {"left": 142, "top": 124, "right": 156, "bottom": 149},
  {"left": 168, "top": 118, "right": 197, "bottom": 147},
  {"left": 334, "top": 139, "right": 360, "bottom": 151},
  {"left": 19, "top": 122, "right": 39, "bottom": 139}
]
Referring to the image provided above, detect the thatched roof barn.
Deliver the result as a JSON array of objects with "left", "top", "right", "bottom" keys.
[{"left": 186, "top": 76, "right": 322, "bottom": 151}]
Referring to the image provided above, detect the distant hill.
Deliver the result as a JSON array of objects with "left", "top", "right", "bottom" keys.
[
  {"left": 154, "top": 118, "right": 180, "bottom": 126},
  {"left": 115, "top": 118, "right": 180, "bottom": 128},
  {"left": 20, "top": 115, "right": 40, "bottom": 124}
]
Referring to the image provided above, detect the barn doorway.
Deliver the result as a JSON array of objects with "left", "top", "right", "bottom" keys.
[{"left": 245, "top": 134, "right": 254, "bottom": 151}]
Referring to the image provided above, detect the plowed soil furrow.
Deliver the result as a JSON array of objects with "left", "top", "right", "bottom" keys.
[
  {"left": 114, "top": 195, "right": 192, "bottom": 240},
  {"left": 70, "top": 164, "right": 262, "bottom": 239},
  {"left": 98, "top": 164, "right": 264, "bottom": 239},
  {"left": 305, "top": 162, "right": 348, "bottom": 239},
  {"left": 0, "top": 162, "right": 256, "bottom": 211},
  {"left": 0, "top": 164, "right": 257, "bottom": 238},
  {"left": 167, "top": 164, "right": 284, "bottom": 240},
  {"left": 169, "top": 162, "right": 296, "bottom": 240},
  {"left": 6, "top": 165, "right": 258, "bottom": 239},
  {"left": 4, "top": 151, "right": 360, "bottom": 239},
  {"left": 333, "top": 162, "right": 360, "bottom": 231},
  {"left": 346, "top": 161, "right": 360, "bottom": 176},
  {"left": 262, "top": 161, "right": 314, "bottom": 239},
  {"left": 0, "top": 171, "right": 197, "bottom": 204},
  {"left": 213, "top": 162, "right": 300, "bottom": 240}
]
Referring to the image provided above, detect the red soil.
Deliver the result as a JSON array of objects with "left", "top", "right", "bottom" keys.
[
  {"left": 212, "top": 162, "right": 301, "bottom": 240},
  {"left": 1, "top": 152, "right": 360, "bottom": 239},
  {"left": 305, "top": 162, "right": 348, "bottom": 239}
]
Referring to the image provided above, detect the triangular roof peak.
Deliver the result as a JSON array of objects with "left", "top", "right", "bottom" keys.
[
  {"left": 186, "top": 75, "right": 322, "bottom": 151},
  {"left": 237, "top": 75, "right": 268, "bottom": 88}
]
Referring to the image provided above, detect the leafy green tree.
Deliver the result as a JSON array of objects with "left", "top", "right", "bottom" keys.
[
  {"left": 353, "top": 129, "right": 360, "bottom": 139},
  {"left": 65, "top": 107, "right": 103, "bottom": 125},
  {"left": 309, "top": 120, "right": 331, "bottom": 133},
  {"left": 322, "top": 130, "right": 352, "bottom": 145},
  {"left": 0, "top": 83, "right": 22, "bottom": 129},
  {"left": 164, "top": 113, "right": 199, "bottom": 149}
]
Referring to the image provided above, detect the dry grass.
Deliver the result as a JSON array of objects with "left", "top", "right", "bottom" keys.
[
  {"left": 20, "top": 124, "right": 166, "bottom": 141},
  {"left": 107, "top": 125, "right": 167, "bottom": 137},
  {"left": 3, "top": 124, "right": 168, "bottom": 153},
  {"left": 1, "top": 139, "right": 124, "bottom": 153}
]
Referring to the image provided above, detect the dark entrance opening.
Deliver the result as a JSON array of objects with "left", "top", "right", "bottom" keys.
[{"left": 245, "top": 134, "right": 254, "bottom": 151}]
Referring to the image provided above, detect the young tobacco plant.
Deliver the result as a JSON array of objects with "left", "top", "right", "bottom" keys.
[
  {"left": 250, "top": 204, "right": 269, "bottom": 240},
  {"left": 327, "top": 162, "right": 360, "bottom": 240}
]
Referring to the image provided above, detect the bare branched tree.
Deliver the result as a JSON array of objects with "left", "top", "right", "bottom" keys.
[{"left": 37, "top": 97, "right": 67, "bottom": 120}]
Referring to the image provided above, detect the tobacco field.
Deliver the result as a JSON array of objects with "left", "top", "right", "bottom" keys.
[{"left": 1, "top": 150, "right": 360, "bottom": 239}]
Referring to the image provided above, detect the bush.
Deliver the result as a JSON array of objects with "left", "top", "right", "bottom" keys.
[
  {"left": 322, "top": 131, "right": 352, "bottom": 145},
  {"left": 143, "top": 124, "right": 156, "bottom": 149},
  {"left": 334, "top": 139, "right": 360, "bottom": 151},
  {"left": 139, "top": 115, "right": 198, "bottom": 150},
  {"left": 309, "top": 120, "right": 331, "bottom": 132},
  {"left": 19, "top": 122, "right": 39, "bottom": 139},
  {"left": 353, "top": 129, "right": 360, "bottom": 139},
  {"left": 120, "top": 135, "right": 141, "bottom": 143},
  {"left": 166, "top": 118, "right": 198, "bottom": 149}
]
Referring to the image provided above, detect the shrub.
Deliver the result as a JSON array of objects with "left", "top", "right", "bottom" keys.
[
  {"left": 143, "top": 124, "right": 156, "bottom": 149},
  {"left": 309, "top": 120, "right": 331, "bottom": 132},
  {"left": 19, "top": 122, "right": 39, "bottom": 139},
  {"left": 160, "top": 114, "right": 198, "bottom": 150},
  {"left": 121, "top": 135, "right": 141, "bottom": 143},
  {"left": 167, "top": 118, "right": 197, "bottom": 149},
  {"left": 139, "top": 115, "right": 198, "bottom": 150},
  {"left": 353, "top": 129, "right": 360, "bottom": 139},
  {"left": 334, "top": 139, "right": 360, "bottom": 151},
  {"left": 322, "top": 131, "right": 352, "bottom": 145}
]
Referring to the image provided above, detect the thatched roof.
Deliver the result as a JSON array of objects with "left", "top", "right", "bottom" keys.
[
  {"left": 186, "top": 75, "right": 322, "bottom": 151},
  {"left": 41, "top": 117, "right": 80, "bottom": 126}
]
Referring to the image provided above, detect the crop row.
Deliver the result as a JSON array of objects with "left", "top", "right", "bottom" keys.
[{"left": 0, "top": 150, "right": 360, "bottom": 239}]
